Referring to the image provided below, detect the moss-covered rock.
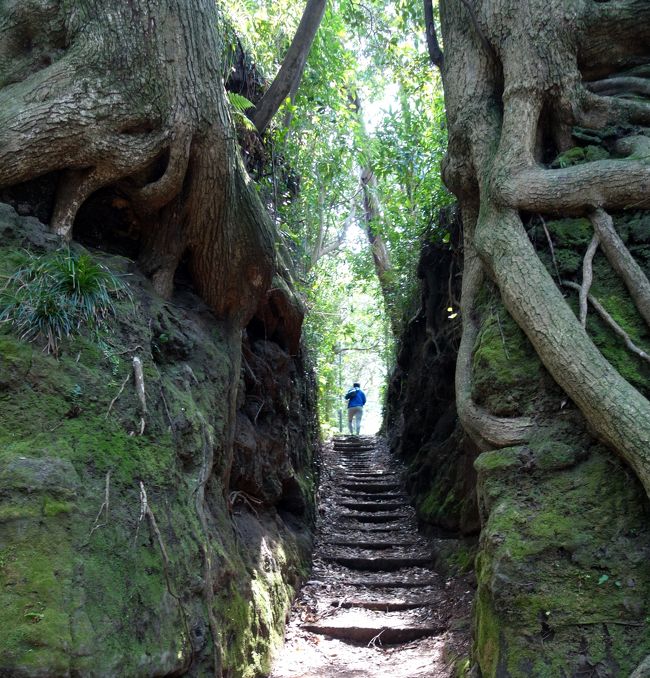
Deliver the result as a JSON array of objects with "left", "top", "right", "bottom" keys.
[
  {"left": 474, "top": 443, "right": 650, "bottom": 676},
  {"left": 0, "top": 205, "right": 318, "bottom": 676}
]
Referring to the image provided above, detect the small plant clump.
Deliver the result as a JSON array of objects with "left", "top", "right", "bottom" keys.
[{"left": 0, "top": 248, "right": 130, "bottom": 355}]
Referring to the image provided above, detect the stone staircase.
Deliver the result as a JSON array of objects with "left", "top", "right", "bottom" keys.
[{"left": 269, "top": 436, "right": 465, "bottom": 678}]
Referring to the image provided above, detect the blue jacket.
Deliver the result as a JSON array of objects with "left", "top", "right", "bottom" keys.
[{"left": 345, "top": 387, "right": 366, "bottom": 408}]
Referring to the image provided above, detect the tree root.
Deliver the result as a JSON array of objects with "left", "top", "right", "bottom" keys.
[
  {"left": 564, "top": 281, "right": 650, "bottom": 364},
  {"left": 630, "top": 654, "right": 650, "bottom": 678},
  {"left": 579, "top": 234, "right": 599, "bottom": 327},
  {"left": 133, "top": 356, "right": 147, "bottom": 435},
  {"left": 586, "top": 76, "right": 650, "bottom": 98},
  {"left": 455, "top": 240, "right": 535, "bottom": 450},
  {"left": 228, "top": 490, "right": 262, "bottom": 518},
  {"left": 87, "top": 471, "right": 111, "bottom": 539},
  {"left": 538, "top": 215, "right": 562, "bottom": 286},
  {"left": 501, "top": 159, "right": 650, "bottom": 214},
  {"left": 589, "top": 208, "right": 650, "bottom": 328},
  {"left": 194, "top": 416, "right": 223, "bottom": 676},
  {"left": 106, "top": 372, "right": 131, "bottom": 418},
  {"left": 137, "top": 482, "right": 194, "bottom": 672},
  {"left": 131, "top": 125, "right": 193, "bottom": 213}
]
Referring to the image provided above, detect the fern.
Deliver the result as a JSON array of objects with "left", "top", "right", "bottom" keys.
[
  {"left": 227, "top": 92, "right": 257, "bottom": 131},
  {"left": 227, "top": 92, "right": 255, "bottom": 112}
]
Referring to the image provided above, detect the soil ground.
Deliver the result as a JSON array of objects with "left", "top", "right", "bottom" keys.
[{"left": 268, "top": 436, "right": 473, "bottom": 678}]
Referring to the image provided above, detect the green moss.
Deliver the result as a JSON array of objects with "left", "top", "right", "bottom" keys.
[
  {"left": 471, "top": 300, "right": 542, "bottom": 416},
  {"left": 474, "top": 443, "right": 650, "bottom": 676},
  {"left": 0, "top": 520, "right": 73, "bottom": 672},
  {"left": 475, "top": 447, "right": 524, "bottom": 474},
  {"left": 587, "top": 263, "right": 650, "bottom": 394},
  {"left": 545, "top": 217, "right": 593, "bottom": 248},
  {"left": 0, "top": 219, "right": 315, "bottom": 677},
  {"left": 474, "top": 576, "right": 502, "bottom": 676},
  {"left": 42, "top": 497, "right": 73, "bottom": 517},
  {"left": 551, "top": 145, "right": 610, "bottom": 168}
]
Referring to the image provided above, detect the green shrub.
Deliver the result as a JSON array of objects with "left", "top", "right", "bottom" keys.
[{"left": 0, "top": 248, "right": 130, "bottom": 354}]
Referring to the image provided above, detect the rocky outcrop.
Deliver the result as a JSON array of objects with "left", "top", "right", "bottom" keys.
[
  {"left": 385, "top": 213, "right": 479, "bottom": 538},
  {"left": 387, "top": 204, "right": 650, "bottom": 675},
  {"left": 0, "top": 203, "right": 318, "bottom": 677}
]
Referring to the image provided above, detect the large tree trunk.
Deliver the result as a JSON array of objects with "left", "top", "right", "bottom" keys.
[
  {"left": 0, "top": 4, "right": 285, "bottom": 674},
  {"left": 0, "top": 0, "right": 275, "bottom": 325},
  {"left": 439, "top": 0, "right": 650, "bottom": 674},
  {"left": 440, "top": 0, "right": 650, "bottom": 496}
]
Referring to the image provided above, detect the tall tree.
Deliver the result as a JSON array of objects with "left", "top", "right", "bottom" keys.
[
  {"left": 439, "top": 0, "right": 650, "bottom": 494},
  {"left": 0, "top": 0, "right": 275, "bottom": 325}
]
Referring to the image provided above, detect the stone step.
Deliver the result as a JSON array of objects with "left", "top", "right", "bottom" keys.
[
  {"left": 338, "top": 512, "right": 409, "bottom": 524},
  {"left": 323, "top": 553, "right": 433, "bottom": 571},
  {"left": 340, "top": 476, "right": 400, "bottom": 485},
  {"left": 344, "top": 577, "right": 439, "bottom": 589},
  {"left": 302, "top": 609, "right": 443, "bottom": 644},
  {"left": 339, "top": 492, "right": 406, "bottom": 502},
  {"left": 331, "top": 523, "right": 410, "bottom": 533},
  {"left": 341, "top": 482, "right": 402, "bottom": 493},
  {"left": 341, "top": 471, "right": 398, "bottom": 477},
  {"left": 340, "top": 501, "right": 405, "bottom": 512},
  {"left": 323, "top": 539, "right": 424, "bottom": 550},
  {"left": 328, "top": 598, "right": 433, "bottom": 612}
]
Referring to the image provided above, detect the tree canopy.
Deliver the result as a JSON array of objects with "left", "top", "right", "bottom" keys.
[{"left": 223, "top": 0, "right": 451, "bottom": 428}]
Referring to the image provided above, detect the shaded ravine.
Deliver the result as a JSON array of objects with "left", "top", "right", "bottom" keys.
[{"left": 269, "top": 436, "right": 472, "bottom": 678}]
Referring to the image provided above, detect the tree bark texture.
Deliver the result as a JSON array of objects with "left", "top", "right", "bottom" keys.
[
  {"left": 0, "top": 0, "right": 275, "bottom": 326},
  {"left": 439, "top": 0, "right": 650, "bottom": 496}
]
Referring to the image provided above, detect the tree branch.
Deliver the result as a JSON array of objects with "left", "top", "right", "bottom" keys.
[
  {"left": 250, "top": 0, "right": 327, "bottom": 133},
  {"left": 423, "top": 0, "right": 444, "bottom": 69}
]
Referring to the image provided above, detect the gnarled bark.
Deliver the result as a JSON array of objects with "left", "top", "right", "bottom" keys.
[
  {"left": 440, "top": 0, "right": 650, "bottom": 498},
  {"left": 0, "top": 0, "right": 275, "bottom": 325}
]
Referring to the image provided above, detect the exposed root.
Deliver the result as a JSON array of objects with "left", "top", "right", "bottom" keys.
[
  {"left": 564, "top": 281, "right": 650, "bottom": 364},
  {"left": 133, "top": 356, "right": 147, "bottom": 435},
  {"left": 630, "top": 655, "right": 650, "bottom": 678},
  {"left": 132, "top": 125, "right": 192, "bottom": 213},
  {"left": 589, "top": 208, "right": 650, "bottom": 328},
  {"left": 455, "top": 242, "right": 535, "bottom": 450},
  {"left": 538, "top": 215, "right": 562, "bottom": 286},
  {"left": 194, "top": 416, "right": 223, "bottom": 675},
  {"left": 367, "top": 629, "right": 385, "bottom": 648},
  {"left": 578, "top": 90, "right": 650, "bottom": 128},
  {"left": 228, "top": 490, "right": 262, "bottom": 517},
  {"left": 501, "top": 160, "right": 650, "bottom": 214},
  {"left": 51, "top": 166, "right": 126, "bottom": 240},
  {"left": 88, "top": 471, "right": 111, "bottom": 539},
  {"left": 579, "top": 234, "right": 599, "bottom": 327},
  {"left": 137, "top": 482, "right": 194, "bottom": 671},
  {"left": 586, "top": 77, "right": 650, "bottom": 98},
  {"left": 106, "top": 372, "right": 131, "bottom": 418}
]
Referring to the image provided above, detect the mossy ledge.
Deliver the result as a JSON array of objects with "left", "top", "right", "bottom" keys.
[{"left": 0, "top": 204, "right": 318, "bottom": 677}]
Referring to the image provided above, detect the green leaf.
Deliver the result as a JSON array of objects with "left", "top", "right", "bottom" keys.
[
  {"left": 227, "top": 92, "right": 255, "bottom": 113},
  {"left": 598, "top": 574, "right": 609, "bottom": 585}
]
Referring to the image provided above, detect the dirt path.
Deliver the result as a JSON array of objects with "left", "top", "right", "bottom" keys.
[{"left": 269, "top": 436, "right": 473, "bottom": 678}]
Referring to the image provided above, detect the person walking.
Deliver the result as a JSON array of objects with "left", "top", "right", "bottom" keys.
[{"left": 345, "top": 382, "right": 366, "bottom": 435}]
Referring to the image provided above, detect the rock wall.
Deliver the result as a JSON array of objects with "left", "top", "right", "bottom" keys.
[
  {"left": 387, "top": 205, "right": 650, "bottom": 674},
  {"left": 385, "top": 213, "right": 480, "bottom": 540},
  {"left": 0, "top": 203, "right": 318, "bottom": 677}
]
